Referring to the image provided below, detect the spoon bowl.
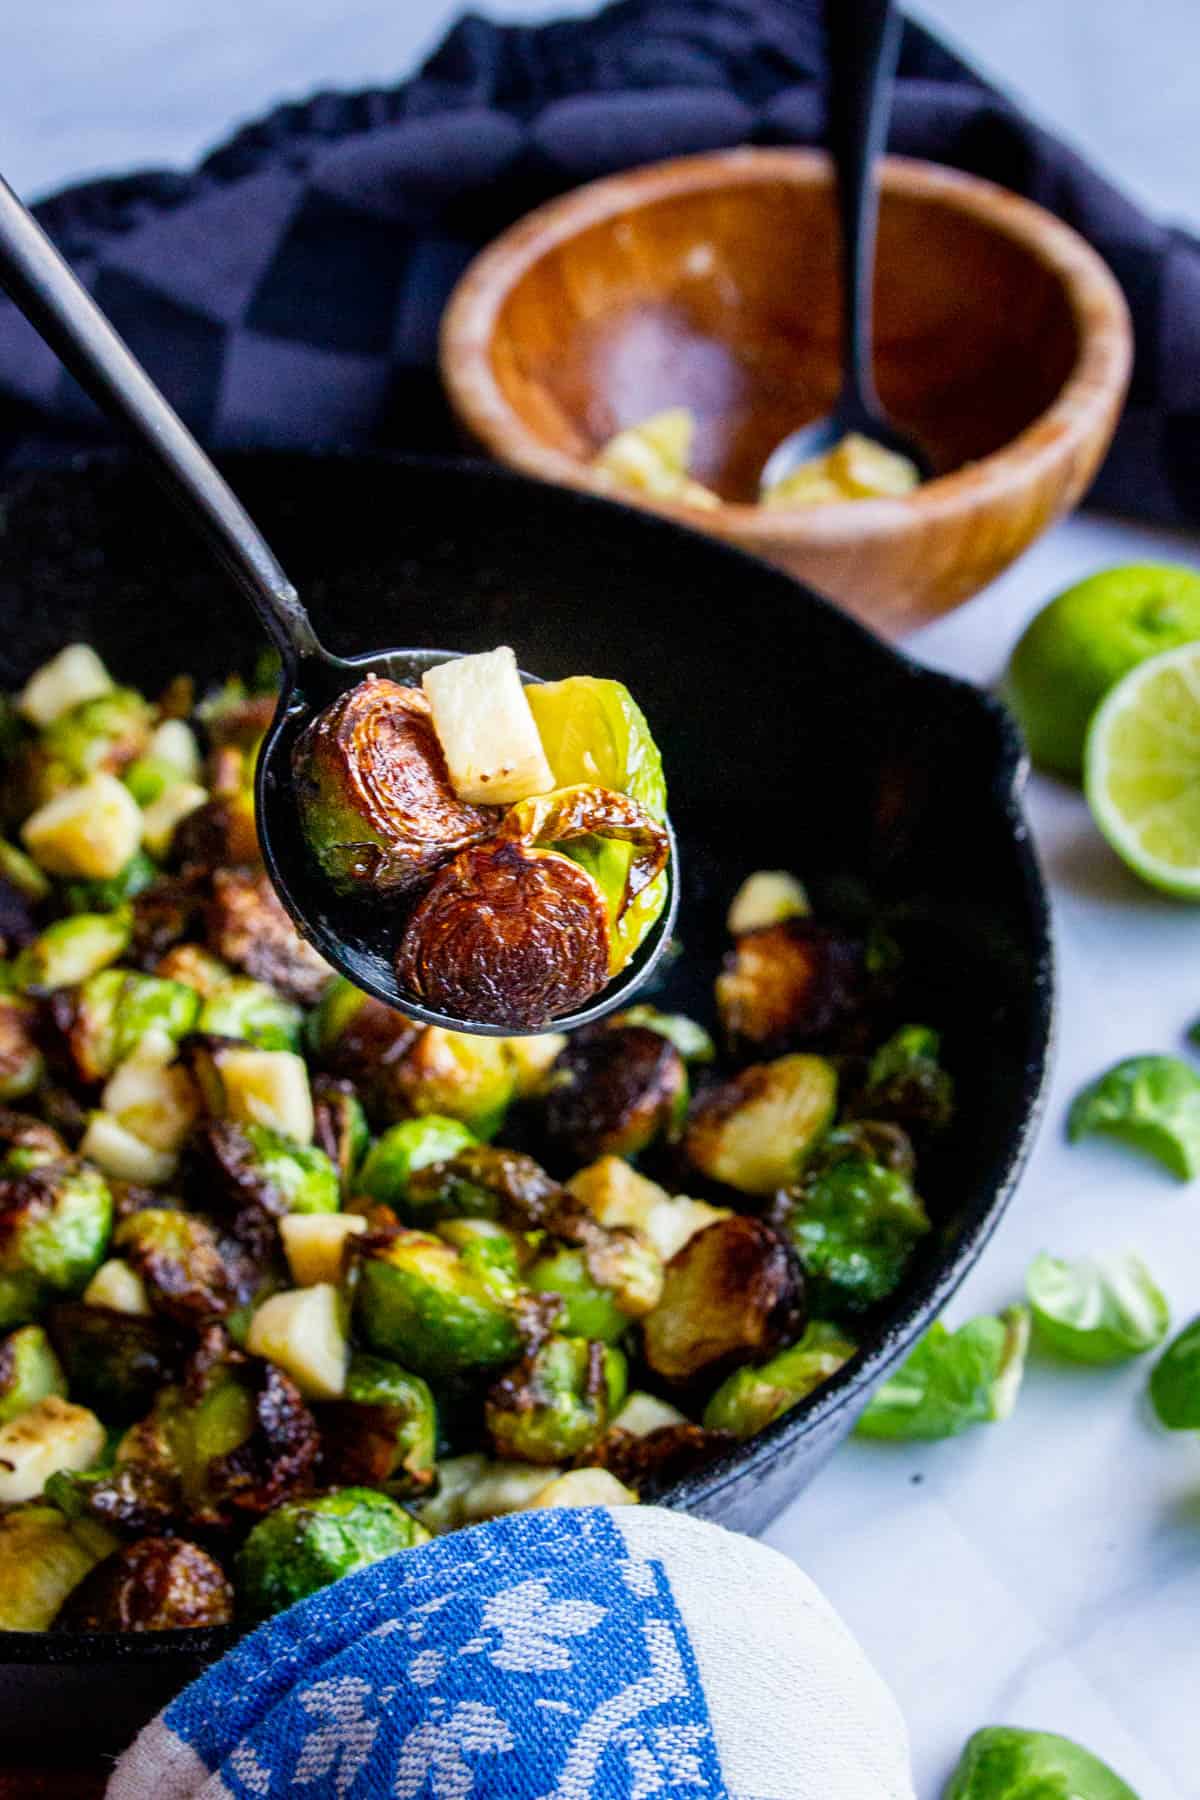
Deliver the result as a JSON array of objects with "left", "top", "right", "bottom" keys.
[
  {"left": 759, "top": 408, "right": 931, "bottom": 497},
  {"left": 0, "top": 173, "right": 678, "bottom": 1034}
]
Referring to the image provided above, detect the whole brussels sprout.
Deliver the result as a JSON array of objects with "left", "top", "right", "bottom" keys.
[
  {"left": 642, "top": 1216, "right": 801, "bottom": 1384},
  {"left": 56, "top": 967, "right": 200, "bottom": 1085},
  {"left": 0, "top": 999, "right": 44, "bottom": 1103},
  {"left": 113, "top": 1208, "right": 243, "bottom": 1327},
  {"left": 851, "top": 1023, "right": 954, "bottom": 1134},
  {"left": 777, "top": 1145, "right": 930, "bottom": 1316},
  {"left": 319, "top": 1351, "right": 437, "bottom": 1494},
  {"left": 198, "top": 977, "right": 304, "bottom": 1053},
  {"left": 540, "top": 1025, "right": 687, "bottom": 1164},
  {"left": 359, "top": 1117, "right": 477, "bottom": 1209},
  {"left": 41, "top": 687, "right": 152, "bottom": 781},
  {"left": 684, "top": 1055, "right": 838, "bottom": 1197},
  {"left": 352, "top": 1228, "right": 526, "bottom": 1380},
  {"left": 312, "top": 1076, "right": 370, "bottom": 1192},
  {"left": 485, "top": 1336, "right": 626, "bottom": 1465},
  {"left": 61, "top": 850, "right": 158, "bottom": 916},
  {"left": 0, "top": 1502, "right": 117, "bottom": 1629},
  {"left": 47, "top": 1300, "right": 182, "bottom": 1422},
  {"left": 0, "top": 1322, "right": 67, "bottom": 1424},
  {"left": 195, "top": 671, "right": 277, "bottom": 751},
  {"left": 716, "top": 920, "right": 865, "bottom": 1054},
  {"left": 944, "top": 1726, "right": 1138, "bottom": 1800},
  {"left": 703, "top": 1322, "right": 857, "bottom": 1439},
  {"left": 54, "top": 1534, "right": 234, "bottom": 1631},
  {"left": 236, "top": 1487, "right": 429, "bottom": 1620},
  {"left": 0, "top": 1159, "right": 113, "bottom": 1327},
  {"left": 11, "top": 908, "right": 132, "bottom": 993}
]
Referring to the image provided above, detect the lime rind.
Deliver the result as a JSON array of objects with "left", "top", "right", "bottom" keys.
[{"left": 1084, "top": 643, "right": 1200, "bottom": 898}]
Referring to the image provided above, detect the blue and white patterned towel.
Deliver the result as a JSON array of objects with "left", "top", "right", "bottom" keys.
[{"left": 108, "top": 1506, "right": 914, "bottom": 1799}]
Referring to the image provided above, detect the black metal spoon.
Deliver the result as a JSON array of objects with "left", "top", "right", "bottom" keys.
[
  {"left": 0, "top": 174, "right": 678, "bottom": 1035},
  {"left": 760, "top": 0, "right": 932, "bottom": 495}
]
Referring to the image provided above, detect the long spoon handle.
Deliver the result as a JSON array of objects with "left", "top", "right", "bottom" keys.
[
  {"left": 0, "top": 174, "right": 321, "bottom": 666},
  {"left": 826, "top": 0, "right": 902, "bottom": 425}
]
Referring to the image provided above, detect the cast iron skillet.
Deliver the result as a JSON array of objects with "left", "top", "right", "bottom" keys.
[{"left": 0, "top": 453, "right": 1053, "bottom": 1757}]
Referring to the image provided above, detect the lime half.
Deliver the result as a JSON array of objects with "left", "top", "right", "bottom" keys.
[{"left": 1085, "top": 642, "right": 1200, "bottom": 897}]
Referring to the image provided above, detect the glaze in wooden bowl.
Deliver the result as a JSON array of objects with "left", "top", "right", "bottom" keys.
[{"left": 441, "top": 148, "right": 1133, "bottom": 635}]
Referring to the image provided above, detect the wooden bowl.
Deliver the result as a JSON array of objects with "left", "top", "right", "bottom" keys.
[{"left": 441, "top": 148, "right": 1133, "bottom": 635}]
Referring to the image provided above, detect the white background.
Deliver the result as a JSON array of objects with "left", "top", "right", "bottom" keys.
[{"left": 5, "top": 2, "right": 1200, "bottom": 1794}]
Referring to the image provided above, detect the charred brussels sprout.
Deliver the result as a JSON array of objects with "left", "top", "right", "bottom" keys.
[
  {"left": 233, "top": 1125, "right": 338, "bottom": 1216},
  {"left": 0, "top": 1503, "right": 117, "bottom": 1629},
  {"left": 41, "top": 687, "right": 152, "bottom": 781},
  {"left": 320, "top": 1352, "right": 437, "bottom": 1494},
  {"left": 716, "top": 920, "right": 864, "bottom": 1054},
  {"left": 236, "top": 1486, "right": 429, "bottom": 1620},
  {"left": 198, "top": 977, "right": 304, "bottom": 1052},
  {"left": 113, "top": 1208, "right": 242, "bottom": 1326},
  {"left": 486, "top": 1336, "right": 626, "bottom": 1464},
  {"left": 851, "top": 1024, "right": 954, "bottom": 1133},
  {"left": 186, "top": 1120, "right": 335, "bottom": 1260},
  {"left": 401, "top": 1143, "right": 558, "bottom": 1230},
  {"left": 541, "top": 1025, "right": 687, "bottom": 1164},
  {"left": 57, "top": 967, "right": 200, "bottom": 1085},
  {"left": 47, "top": 1300, "right": 181, "bottom": 1421},
  {"left": 642, "top": 1216, "right": 801, "bottom": 1384},
  {"left": 611, "top": 1007, "right": 714, "bottom": 1064},
  {"left": 0, "top": 1322, "right": 67, "bottom": 1423},
  {"left": 0, "top": 998, "right": 43, "bottom": 1102},
  {"left": 54, "top": 1534, "right": 234, "bottom": 1631},
  {"left": 0, "top": 1160, "right": 113, "bottom": 1326},
  {"left": 384, "top": 1028, "right": 517, "bottom": 1141},
  {"left": 312, "top": 1077, "right": 370, "bottom": 1191},
  {"left": 703, "top": 1322, "right": 857, "bottom": 1439},
  {"left": 777, "top": 1145, "right": 930, "bottom": 1316},
  {"left": 0, "top": 1110, "right": 69, "bottom": 1173},
  {"left": 11, "top": 907, "right": 131, "bottom": 993},
  {"left": 352, "top": 1229, "right": 526, "bottom": 1380},
  {"left": 684, "top": 1054, "right": 837, "bottom": 1197},
  {"left": 206, "top": 868, "right": 334, "bottom": 1007},
  {"left": 306, "top": 975, "right": 420, "bottom": 1090},
  {"left": 359, "top": 1117, "right": 478, "bottom": 1209},
  {"left": 294, "top": 677, "right": 498, "bottom": 894}
]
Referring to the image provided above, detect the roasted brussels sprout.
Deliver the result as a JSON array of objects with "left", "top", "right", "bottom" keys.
[
  {"left": 312, "top": 1076, "right": 370, "bottom": 1191},
  {"left": 41, "top": 687, "right": 152, "bottom": 781},
  {"left": 185, "top": 1120, "right": 337, "bottom": 1259},
  {"left": 403, "top": 1144, "right": 561, "bottom": 1230},
  {"left": 776, "top": 1145, "right": 930, "bottom": 1316},
  {"left": 359, "top": 1117, "right": 478, "bottom": 1209},
  {"left": 306, "top": 975, "right": 420, "bottom": 1087},
  {"left": 0, "top": 1159, "right": 113, "bottom": 1327},
  {"left": 54, "top": 966, "right": 200, "bottom": 1085},
  {"left": 196, "top": 672, "right": 276, "bottom": 751},
  {"left": 684, "top": 1054, "right": 837, "bottom": 1197},
  {"left": 850, "top": 1023, "right": 954, "bottom": 1134},
  {"left": 114, "top": 1207, "right": 243, "bottom": 1326},
  {"left": 0, "top": 999, "right": 44, "bottom": 1102},
  {"left": 319, "top": 1351, "right": 437, "bottom": 1494},
  {"left": 541, "top": 1024, "right": 687, "bottom": 1164},
  {"left": 235, "top": 1486, "right": 429, "bottom": 1620},
  {"left": 197, "top": 976, "right": 304, "bottom": 1053},
  {"left": 0, "top": 1503, "right": 117, "bottom": 1629},
  {"left": 60, "top": 849, "right": 159, "bottom": 915},
  {"left": 716, "top": 920, "right": 864, "bottom": 1054},
  {"left": 703, "top": 1321, "right": 857, "bottom": 1438},
  {"left": 641, "top": 1216, "right": 801, "bottom": 1383},
  {"left": 586, "top": 1420, "right": 731, "bottom": 1494},
  {"left": 437, "top": 1217, "right": 527, "bottom": 1283},
  {"left": 206, "top": 867, "right": 334, "bottom": 1006},
  {"left": 857, "top": 1307, "right": 1030, "bottom": 1441},
  {"left": 11, "top": 906, "right": 131, "bottom": 992},
  {"left": 53, "top": 1534, "right": 234, "bottom": 1631},
  {"left": 153, "top": 943, "right": 230, "bottom": 996},
  {"left": 0, "top": 1322, "right": 66, "bottom": 1424},
  {"left": 526, "top": 1247, "right": 630, "bottom": 1344},
  {"left": 944, "top": 1727, "right": 1139, "bottom": 1800},
  {"left": 0, "top": 872, "right": 39, "bottom": 960},
  {"left": 485, "top": 1335, "right": 626, "bottom": 1464},
  {"left": 0, "top": 1110, "right": 70, "bottom": 1172},
  {"left": 610, "top": 1007, "right": 714, "bottom": 1064},
  {"left": 381, "top": 1027, "right": 518, "bottom": 1141},
  {"left": 46, "top": 1299, "right": 181, "bottom": 1421},
  {"left": 1068, "top": 1053, "right": 1200, "bottom": 1180},
  {"left": 126, "top": 870, "right": 208, "bottom": 967},
  {"left": 352, "top": 1228, "right": 527, "bottom": 1380},
  {"left": 294, "top": 677, "right": 499, "bottom": 894}
]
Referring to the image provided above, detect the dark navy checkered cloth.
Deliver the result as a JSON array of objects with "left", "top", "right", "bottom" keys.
[{"left": 1, "top": 0, "right": 1197, "bottom": 525}]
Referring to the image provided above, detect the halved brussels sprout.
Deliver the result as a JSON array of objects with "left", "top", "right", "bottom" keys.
[
  {"left": 540, "top": 1024, "right": 687, "bottom": 1163},
  {"left": 235, "top": 1486, "right": 429, "bottom": 1621},
  {"left": 53, "top": 1534, "right": 235, "bottom": 1631},
  {"left": 312, "top": 1076, "right": 370, "bottom": 1190},
  {"left": 359, "top": 1117, "right": 478, "bottom": 1209},
  {"left": 206, "top": 868, "right": 334, "bottom": 1006},
  {"left": 0, "top": 1322, "right": 67, "bottom": 1424},
  {"left": 41, "top": 687, "right": 152, "bottom": 781},
  {"left": 777, "top": 1144, "right": 930, "bottom": 1316},
  {"left": 0, "top": 1503, "right": 117, "bottom": 1629},
  {"left": 437, "top": 1217, "right": 527, "bottom": 1284},
  {"left": 187, "top": 1119, "right": 337, "bottom": 1260},
  {"left": 195, "top": 673, "right": 276, "bottom": 751},
  {"left": 857, "top": 1307, "right": 1031, "bottom": 1441},
  {"left": 684, "top": 1054, "right": 838, "bottom": 1197},
  {"left": 585, "top": 1419, "right": 730, "bottom": 1494},
  {"left": 56, "top": 967, "right": 200, "bottom": 1085},
  {"left": 386, "top": 1027, "right": 517, "bottom": 1140},
  {"left": 716, "top": 920, "right": 864, "bottom": 1054},
  {"left": 0, "top": 1159, "right": 113, "bottom": 1327},
  {"left": 851, "top": 1023, "right": 954, "bottom": 1134},
  {"left": 703, "top": 1321, "right": 857, "bottom": 1438},
  {"left": 11, "top": 907, "right": 131, "bottom": 993},
  {"left": 47, "top": 1299, "right": 181, "bottom": 1421},
  {"left": 352, "top": 1228, "right": 526, "bottom": 1380},
  {"left": 402, "top": 1143, "right": 560, "bottom": 1230},
  {"left": 127, "top": 870, "right": 207, "bottom": 967},
  {"left": 153, "top": 945, "right": 231, "bottom": 998},
  {"left": 305, "top": 976, "right": 422, "bottom": 1119},
  {"left": 319, "top": 1351, "right": 437, "bottom": 1494},
  {"left": 61, "top": 849, "right": 158, "bottom": 916},
  {"left": 0, "top": 996, "right": 43, "bottom": 1101},
  {"left": 294, "top": 676, "right": 499, "bottom": 893},
  {"left": 197, "top": 976, "right": 304, "bottom": 1052},
  {"left": 641, "top": 1216, "right": 801, "bottom": 1383},
  {"left": 114, "top": 1207, "right": 242, "bottom": 1327},
  {"left": 171, "top": 752, "right": 258, "bottom": 870},
  {"left": 526, "top": 1247, "right": 629, "bottom": 1344},
  {"left": 0, "top": 1110, "right": 70, "bottom": 1172},
  {"left": 610, "top": 1007, "right": 714, "bottom": 1064},
  {"left": 485, "top": 1335, "right": 626, "bottom": 1464}
]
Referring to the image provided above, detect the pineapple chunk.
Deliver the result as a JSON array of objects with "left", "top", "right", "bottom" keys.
[
  {"left": 18, "top": 645, "right": 113, "bottom": 727},
  {"left": 0, "top": 1397, "right": 105, "bottom": 1504},
  {"left": 423, "top": 647, "right": 555, "bottom": 806},
  {"left": 82, "top": 1258, "right": 152, "bottom": 1317},
  {"left": 280, "top": 1212, "right": 367, "bottom": 1287},
  {"left": 147, "top": 718, "right": 201, "bottom": 780},
  {"left": 466, "top": 1462, "right": 563, "bottom": 1519},
  {"left": 566, "top": 1158, "right": 727, "bottom": 1261},
  {"left": 245, "top": 1284, "right": 348, "bottom": 1400},
  {"left": 102, "top": 1030, "right": 199, "bottom": 1154},
  {"left": 527, "top": 1468, "right": 637, "bottom": 1510},
  {"left": 592, "top": 410, "right": 720, "bottom": 510},
  {"left": 611, "top": 1391, "right": 687, "bottom": 1436},
  {"left": 217, "top": 1047, "right": 314, "bottom": 1144},
  {"left": 79, "top": 1112, "right": 176, "bottom": 1185},
  {"left": 727, "top": 870, "right": 810, "bottom": 936},
  {"left": 140, "top": 780, "right": 208, "bottom": 859},
  {"left": 22, "top": 772, "right": 143, "bottom": 879},
  {"left": 762, "top": 432, "right": 920, "bottom": 509},
  {"left": 501, "top": 1032, "right": 568, "bottom": 1098}
]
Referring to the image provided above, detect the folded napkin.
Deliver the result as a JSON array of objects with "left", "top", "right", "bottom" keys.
[
  {"left": 0, "top": 0, "right": 1196, "bottom": 529},
  {"left": 107, "top": 1505, "right": 914, "bottom": 1800}
]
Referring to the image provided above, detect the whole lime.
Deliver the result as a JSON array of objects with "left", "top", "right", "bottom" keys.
[{"left": 1005, "top": 564, "right": 1200, "bottom": 778}]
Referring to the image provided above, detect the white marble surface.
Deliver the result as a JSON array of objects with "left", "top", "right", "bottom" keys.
[{"left": 764, "top": 512, "right": 1200, "bottom": 1800}]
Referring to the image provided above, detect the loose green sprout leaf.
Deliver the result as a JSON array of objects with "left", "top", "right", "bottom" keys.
[
  {"left": 857, "top": 1308, "right": 1030, "bottom": 1442},
  {"left": 779, "top": 1149, "right": 930, "bottom": 1316},
  {"left": 703, "top": 1322, "right": 857, "bottom": 1439},
  {"left": 1149, "top": 1315, "right": 1200, "bottom": 1428},
  {"left": 943, "top": 1725, "right": 1140, "bottom": 1800},
  {"left": 1027, "top": 1251, "right": 1169, "bottom": 1363},
  {"left": 235, "top": 1487, "right": 429, "bottom": 1620},
  {"left": 359, "top": 1117, "right": 478, "bottom": 1207},
  {"left": 1068, "top": 1054, "right": 1200, "bottom": 1179}
]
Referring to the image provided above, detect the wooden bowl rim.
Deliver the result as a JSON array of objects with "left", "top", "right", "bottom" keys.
[{"left": 440, "top": 147, "right": 1133, "bottom": 545}]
